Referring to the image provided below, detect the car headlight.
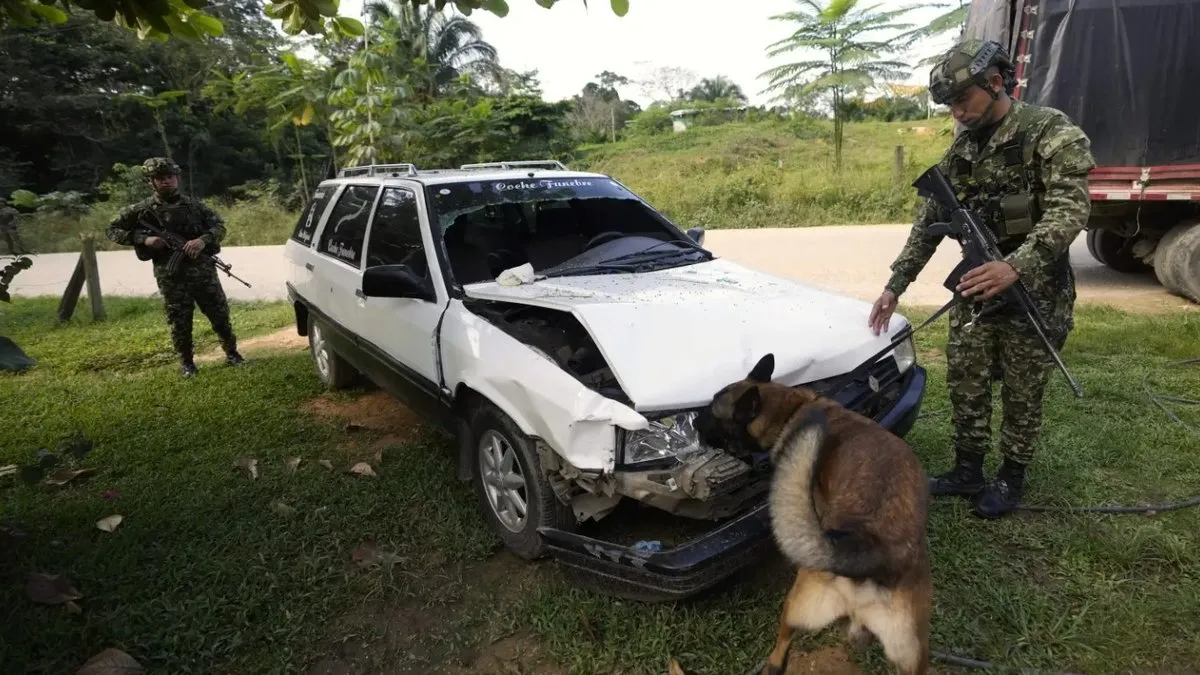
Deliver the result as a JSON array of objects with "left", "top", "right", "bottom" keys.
[
  {"left": 621, "top": 411, "right": 702, "bottom": 465},
  {"left": 893, "top": 334, "right": 916, "bottom": 373}
]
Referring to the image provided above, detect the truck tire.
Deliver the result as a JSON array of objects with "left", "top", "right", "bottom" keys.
[
  {"left": 307, "top": 314, "right": 358, "bottom": 390},
  {"left": 1160, "top": 221, "right": 1200, "bottom": 304},
  {"left": 1086, "top": 228, "right": 1152, "bottom": 274},
  {"left": 467, "top": 399, "right": 577, "bottom": 560},
  {"left": 1153, "top": 220, "right": 1198, "bottom": 301}
]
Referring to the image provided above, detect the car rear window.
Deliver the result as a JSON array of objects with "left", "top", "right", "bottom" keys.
[{"left": 290, "top": 184, "right": 337, "bottom": 246}]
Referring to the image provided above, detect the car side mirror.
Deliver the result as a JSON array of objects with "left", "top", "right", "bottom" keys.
[
  {"left": 362, "top": 264, "right": 433, "bottom": 300},
  {"left": 686, "top": 227, "right": 705, "bottom": 246}
]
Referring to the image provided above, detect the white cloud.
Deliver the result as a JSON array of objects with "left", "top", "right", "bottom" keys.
[{"left": 327, "top": 0, "right": 962, "bottom": 108}]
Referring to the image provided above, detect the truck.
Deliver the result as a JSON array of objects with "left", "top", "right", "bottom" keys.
[{"left": 961, "top": 0, "right": 1200, "bottom": 303}]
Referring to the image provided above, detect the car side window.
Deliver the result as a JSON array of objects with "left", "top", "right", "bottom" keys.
[
  {"left": 366, "top": 187, "right": 429, "bottom": 278},
  {"left": 291, "top": 184, "right": 336, "bottom": 246},
  {"left": 317, "top": 184, "right": 378, "bottom": 267}
]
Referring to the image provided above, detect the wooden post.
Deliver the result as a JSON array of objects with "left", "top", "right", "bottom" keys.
[
  {"left": 893, "top": 145, "right": 905, "bottom": 188},
  {"left": 80, "top": 234, "right": 105, "bottom": 321},
  {"left": 57, "top": 254, "right": 86, "bottom": 321}
]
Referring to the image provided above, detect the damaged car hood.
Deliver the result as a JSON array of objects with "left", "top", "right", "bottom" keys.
[{"left": 462, "top": 258, "right": 913, "bottom": 412}]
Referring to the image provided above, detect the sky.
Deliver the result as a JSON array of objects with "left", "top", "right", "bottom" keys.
[{"left": 329, "top": 0, "right": 962, "bottom": 108}]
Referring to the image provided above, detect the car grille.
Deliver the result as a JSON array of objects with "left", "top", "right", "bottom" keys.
[{"left": 802, "top": 356, "right": 906, "bottom": 422}]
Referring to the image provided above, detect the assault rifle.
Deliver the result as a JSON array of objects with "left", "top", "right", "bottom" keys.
[
  {"left": 134, "top": 210, "right": 252, "bottom": 288},
  {"left": 912, "top": 164, "right": 1083, "bottom": 398}
]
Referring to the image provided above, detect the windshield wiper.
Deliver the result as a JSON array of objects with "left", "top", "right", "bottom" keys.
[
  {"left": 600, "top": 240, "right": 711, "bottom": 266},
  {"left": 539, "top": 262, "right": 640, "bottom": 279}
]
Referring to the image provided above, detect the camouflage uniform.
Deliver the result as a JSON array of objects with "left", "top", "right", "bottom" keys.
[
  {"left": 105, "top": 158, "right": 243, "bottom": 376},
  {"left": 884, "top": 40, "right": 1096, "bottom": 518}
]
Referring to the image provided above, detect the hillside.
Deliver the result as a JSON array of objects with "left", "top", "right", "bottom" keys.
[
  {"left": 573, "top": 116, "right": 954, "bottom": 229},
  {"left": 13, "top": 117, "right": 957, "bottom": 255}
]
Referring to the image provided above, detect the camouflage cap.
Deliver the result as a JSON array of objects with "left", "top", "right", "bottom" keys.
[
  {"left": 928, "top": 38, "right": 1015, "bottom": 105},
  {"left": 142, "top": 157, "right": 182, "bottom": 179}
]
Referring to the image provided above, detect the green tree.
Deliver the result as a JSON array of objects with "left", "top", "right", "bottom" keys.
[
  {"left": 759, "top": 0, "right": 925, "bottom": 171},
  {"left": 0, "top": 0, "right": 631, "bottom": 42},
  {"left": 686, "top": 76, "right": 747, "bottom": 104}
]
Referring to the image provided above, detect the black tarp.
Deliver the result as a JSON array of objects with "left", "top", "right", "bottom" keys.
[{"left": 1019, "top": 0, "right": 1200, "bottom": 167}]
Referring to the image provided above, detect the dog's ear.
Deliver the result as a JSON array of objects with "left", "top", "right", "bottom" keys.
[
  {"left": 733, "top": 386, "right": 761, "bottom": 424},
  {"left": 748, "top": 353, "right": 774, "bottom": 382}
]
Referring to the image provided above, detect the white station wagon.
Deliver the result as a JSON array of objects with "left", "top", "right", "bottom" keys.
[{"left": 283, "top": 160, "right": 927, "bottom": 601}]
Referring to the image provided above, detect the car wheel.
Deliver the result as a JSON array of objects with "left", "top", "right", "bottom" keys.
[
  {"left": 468, "top": 399, "right": 576, "bottom": 560},
  {"left": 307, "top": 315, "right": 357, "bottom": 390}
]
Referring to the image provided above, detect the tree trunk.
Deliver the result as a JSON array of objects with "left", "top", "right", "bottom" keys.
[{"left": 293, "top": 124, "right": 310, "bottom": 205}]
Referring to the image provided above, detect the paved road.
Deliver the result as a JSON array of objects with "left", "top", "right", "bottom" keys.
[{"left": 8, "top": 227, "right": 1193, "bottom": 312}]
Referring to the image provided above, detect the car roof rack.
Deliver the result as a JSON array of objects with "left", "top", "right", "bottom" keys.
[
  {"left": 336, "top": 163, "right": 419, "bottom": 178},
  {"left": 459, "top": 160, "right": 568, "bottom": 171}
]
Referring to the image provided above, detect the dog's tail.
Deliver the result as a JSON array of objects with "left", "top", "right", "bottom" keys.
[{"left": 768, "top": 405, "right": 889, "bottom": 581}]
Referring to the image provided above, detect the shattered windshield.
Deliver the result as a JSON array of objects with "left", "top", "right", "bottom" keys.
[{"left": 425, "top": 176, "right": 709, "bottom": 285}]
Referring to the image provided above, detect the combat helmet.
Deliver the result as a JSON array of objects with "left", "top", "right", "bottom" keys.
[
  {"left": 141, "top": 157, "right": 182, "bottom": 180},
  {"left": 928, "top": 38, "right": 1017, "bottom": 105}
]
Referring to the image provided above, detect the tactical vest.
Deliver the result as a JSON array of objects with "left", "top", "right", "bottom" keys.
[{"left": 946, "top": 127, "right": 1072, "bottom": 302}]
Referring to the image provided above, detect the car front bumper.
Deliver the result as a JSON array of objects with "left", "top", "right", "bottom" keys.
[{"left": 536, "top": 363, "right": 927, "bottom": 601}]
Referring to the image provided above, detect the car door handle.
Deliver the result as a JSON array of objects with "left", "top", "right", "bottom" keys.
[
  {"left": 355, "top": 288, "right": 365, "bottom": 299},
  {"left": 305, "top": 262, "right": 314, "bottom": 271}
]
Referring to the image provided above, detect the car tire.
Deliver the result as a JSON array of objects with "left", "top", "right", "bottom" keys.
[
  {"left": 467, "top": 399, "right": 576, "bottom": 560},
  {"left": 307, "top": 314, "right": 357, "bottom": 390}
]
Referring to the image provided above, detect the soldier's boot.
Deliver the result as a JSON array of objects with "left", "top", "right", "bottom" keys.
[
  {"left": 180, "top": 355, "right": 197, "bottom": 378},
  {"left": 971, "top": 458, "right": 1025, "bottom": 519},
  {"left": 928, "top": 450, "right": 986, "bottom": 498},
  {"left": 225, "top": 350, "right": 245, "bottom": 366}
]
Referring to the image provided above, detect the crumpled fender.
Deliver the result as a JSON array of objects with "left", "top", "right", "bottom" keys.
[{"left": 441, "top": 301, "right": 648, "bottom": 474}]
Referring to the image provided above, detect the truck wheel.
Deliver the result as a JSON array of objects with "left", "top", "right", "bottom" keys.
[
  {"left": 1085, "top": 228, "right": 1152, "bottom": 274},
  {"left": 1158, "top": 220, "right": 1200, "bottom": 303},
  {"left": 1153, "top": 220, "right": 1197, "bottom": 299},
  {"left": 467, "top": 399, "right": 576, "bottom": 560},
  {"left": 307, "top": 315, "right": 358, "bottom": 390}
]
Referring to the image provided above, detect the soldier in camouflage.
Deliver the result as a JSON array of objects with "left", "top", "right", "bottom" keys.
[
  {"left": 105, "top": 157, "right": 244, "bottom": 377},
  {"left": 868, "top": 39, "right": 1096, "bottom": 518}
]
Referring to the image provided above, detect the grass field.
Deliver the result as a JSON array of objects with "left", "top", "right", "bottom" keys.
[
  {"left": 2, "top": 296, "right": 1198, "bottom": 674},
  {"left": 15, "top": 117, "right": 953, "bottom": 255}
]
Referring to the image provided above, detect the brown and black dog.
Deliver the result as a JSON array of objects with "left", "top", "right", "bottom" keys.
[{"left": 693, "top": 353, "right": 932, "bottom": 675}]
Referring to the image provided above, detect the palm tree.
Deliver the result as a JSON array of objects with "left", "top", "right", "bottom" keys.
[
  {"left": 686, "top": 76, "right": 748, "bottom": 104},
  {"left": 362, "top": 0, "right": 503, "bottom": 100},
  {"left": 759, "top": 0, "right": 926, "bottom": 172}
]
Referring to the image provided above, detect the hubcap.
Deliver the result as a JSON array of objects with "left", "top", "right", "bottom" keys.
[
  {"left": 312, "top": 324, "right": 330, "bottom": 379},
  {"left": 478, "top": 430, "right": 528, "bottom": 532}
]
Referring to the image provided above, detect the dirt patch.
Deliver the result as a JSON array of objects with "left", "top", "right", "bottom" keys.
[
  {"left": 446, "top": 633, "right": 567, "bottom": 675},
  {"left": 197, "top": 327, "right": 308, "bottom": 362},
  {"left": 785, "top": 644, "right": 867, "bottom": 675},
  {"left": 301, "top": 390, "right": 427, "bottom": 449},
  {"left": 308, "top": 551, "right": 558, "bottom": 675}
]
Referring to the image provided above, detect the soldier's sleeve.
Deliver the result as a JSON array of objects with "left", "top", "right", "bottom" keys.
[
  {"left": 195, "top": 201, "right": 226, "bottom": 246},
  {"left": 105, "top": 204, "right": 148, "bottom": 246},
  {"left": 1003, "top": 117, "right": 1096, "bottom": 281},
  {"left": 883, "top": 153, "right": 952, "bottom": 297}
]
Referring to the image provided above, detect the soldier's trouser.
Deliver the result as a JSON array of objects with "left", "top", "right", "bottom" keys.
[
  {"left": 945, "top": 302, "right": 1068, "bottom": 465},
  {"left": 154, "top": 264, "right": 237, "bottom": 359}
]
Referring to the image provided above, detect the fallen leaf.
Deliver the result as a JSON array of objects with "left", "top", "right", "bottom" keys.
[
  {"left": 668, "top": 657, "right": 686, "bottom": 675},
  {"left": 45, "top": 467, "right": 98, "bottom": 486},
  {"left": 270, "top": 500, "right": 296, "bottom": 517},
  {"left": 318, "top": 459, "right": 334, "bottom": 471},
  {"left": 348, "top": 462, "right": 376, "bottom": 478},
  {"left": 350, "top": 541, "right": 378, "bottom": 568},
  {"left": 65, "top": 600, "right": 83, "bottom": 615},
  {"left": 233, "top": 458, "right": 258, "bottom": 480},
  {"left": 27, "top": 572, "right": 83, "bottom": 605},
  {"left": 0, "top": 464, "right": 17, "bottom": 478},
  {"left": 284, "top": 456, "right": 302, "bottom": 474},
  {"left": 373, "top": 449, "right": 384, "bottom": 465},
  {"left": 96, "top": 515, "right": 123, "bottom": 533},
  {"left": 76, "top": 647, "right": 145, "bottom": 674}
]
